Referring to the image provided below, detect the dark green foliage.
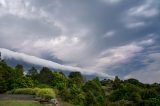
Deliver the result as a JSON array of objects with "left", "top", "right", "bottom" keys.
[
  {"left": 101, "top": 79, "right": 113, "bottom": 86},
  {"left": 141, "top": 89, "right": 158, "bottom": 100},
  {"left": 1, "top": 60, "right": 160, "bottom": 106},
  {"left": 0, "top": 76, "right": 7, "bottom": 93},
  {"left": 108, "top": 99, "right": 134, "bottom": 106},
  {"left": 27, "top": 66, "right": 38, "bottom": 80},
  {"left": 83, "top": 78, "right": 105, "bottom": 106},
  {"left": 109, "top": 83, "right": 141, "bottom": 102},
  {"left": 68, "top": 71, "right": 85, "bottom": 87},
  {"left": 83, "top": 80, "right": 103, "bottom": 96},
  {"left": 15, "top": 64, "right": 24, "bottom": 77},
  {"left": 39, "top": 67, "right": 53, "bottom": 85},
  {"left": 0, "top": 61, "right": 18, "bottom": 92},
  {"left": 139, "top": 98, "right": 160, "bottom": 106},
  {"left": 11, "top": 76, "right": 34, "bottom": 88},
  {"left": 124, "top": 78, "right": 144, "bottom": 87},
  {"left": 69, "top": 84, "right": 85, "bottom": 105},
  {"left": 112, "top": 76, "right": 122, "bottom": 89},
  {"left": 85, "top": 91, "right": 99, "bottom": 106}
]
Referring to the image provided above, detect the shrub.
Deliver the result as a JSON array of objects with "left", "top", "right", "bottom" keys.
[
  {"left": 36, "top": 88, "right": 56, "bottom": 100},
  {"left": 36, "top": 84, "right": 51, "bottom": 88},
  {"left": 10, "top": 88, "right": 56, "bottom": 100},
  {"left": 11, "top": 88, "right": 56, "bottom": 100},
  {"left": 13, "top": 88, "right": 35, "bottom": 95}
]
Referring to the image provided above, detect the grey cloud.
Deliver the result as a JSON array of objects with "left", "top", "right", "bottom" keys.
[
  {"left": 0, "top": 48, "right": 114, "bottom": 79},
  {"left": 124, "top": 53, "right": 160, "bottom": 83},
  {"left": 0, "top": 0, "right": 160, "bottom": 83}
]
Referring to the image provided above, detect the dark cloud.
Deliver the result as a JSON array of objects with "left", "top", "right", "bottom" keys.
[{"left": 0, "top": 0, "right": 160, "bottom": 83}]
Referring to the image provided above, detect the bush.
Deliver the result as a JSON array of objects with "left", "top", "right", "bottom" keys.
[
  {"left": 36, "top": 84, "right": 51, "bottom": 88},
  {"left": 12, "top": 77, "right": 34, "bottom": 89},
  {"left": 36, "top": 88, "right": 56, "bottom": 100},
  {"left": 11, "top": 88, "right": 56, "bottom": 100},
  {"left": 12, "top": 88, "right": 35, "bottom": 95}
]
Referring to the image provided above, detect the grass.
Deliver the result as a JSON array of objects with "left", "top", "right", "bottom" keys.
[
  {"left": 0, "top": 100, "right": 44, "bottom": 106},
  {"left": 0, "top": 100, "right": 74, "bottom": 106}
]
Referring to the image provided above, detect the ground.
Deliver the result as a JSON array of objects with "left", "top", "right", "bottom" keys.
[
  {"left": 0, "top": 100, "right": 44, "bottom": 106},
  {"left": 0, "top": 94, "right": 44, "bottom": 106},
  {"left": 0, "top": 94, "right": 73, "bottom": 106}
]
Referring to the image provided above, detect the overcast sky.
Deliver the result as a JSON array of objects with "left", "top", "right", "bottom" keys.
[{"left": 0, "top": 0, "right": 160, "bottom": 83}]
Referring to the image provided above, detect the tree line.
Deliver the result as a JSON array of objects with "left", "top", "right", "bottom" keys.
[{"left": 0, "top": 60, "right": 160, "bottom": 106}]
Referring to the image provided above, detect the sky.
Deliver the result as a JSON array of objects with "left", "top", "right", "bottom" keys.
[{"left": 0, "top": 0, "right": 160, "bottom": 83}]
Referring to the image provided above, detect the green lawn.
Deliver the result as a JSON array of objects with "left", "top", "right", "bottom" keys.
[
  {"left": 0, "top": 100, "right": 74, "bottom": 106},
  {"left": 0, "top": 100, "right": 44, "bottom": 106},
  {"left": 0, "top": 94, "right": 74, "bottom": 106}
]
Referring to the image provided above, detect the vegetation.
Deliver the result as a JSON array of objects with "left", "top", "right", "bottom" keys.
[
  {"left": 9, "top": 88, "right": 56, "bottom": 100},
  {"left": 1, "top": 60, "right": 160, "bottom": 106}
]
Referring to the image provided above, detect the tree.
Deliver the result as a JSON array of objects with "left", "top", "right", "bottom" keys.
[
  {"left": 39, "top": 67, "right": 53, "bottom": 85},
  {"left": 15, "top": 64, "right": 24, "bottom": 77},
  {"left": 124, "top": 78, "right": 144, "bottom": 87},
  {"left": 83, "top": 80, "right": 105, "bottom": 106},
  {"left": 69, "top": 84, "right": 85, "bottom": 105},
  {"left": 109, "top": 83, "right": 141, "bottom": 102},
  {"left": 139, "top": 98, "right": 160, "bottom": 106},
  {"left": 68, "top": 72, "right": 85, "bottom": 87},
  {"left": 27, "top": 66, "right": 38, "bottom": 80},
  {"left": 52, "top": 72, "right": 67, "bottom": 90},
  {"left": 0, "top": 61, "right": 18, "bottom": 92},
  {"left": 85, "top": 91, "right": 99, "bottom": 106},
  {"left": 141, "top": 89, "right": 158, "bottom": 100},
  {"left": 101, "top": 79, "right": 113, "bottom": 86},
  {"left": 0, "top": 76, "right": 7, "bottom": 93},
  {"left": 112, "top": 76, "right": 121, "bottom": 89},
  {"left": 11, "top": 76, "right": 34, "bottom": 88},
  {"left": 93, "top": 77, "right": 101, "bottom": 86}
]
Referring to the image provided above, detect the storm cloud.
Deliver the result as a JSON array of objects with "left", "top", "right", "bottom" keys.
[{"left": 0, "top": 0, "right": 160, "bottom": 83}]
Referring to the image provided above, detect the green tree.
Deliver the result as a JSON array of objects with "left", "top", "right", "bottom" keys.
[
  {"left": 83, "top": 79, "right": 105, "bottom": 106},
  {"left": 15, "top": 64, "right": 24, "bottom": 77},
  {"left": 85, "top": 91, "right": 99, "bottom": 106},
  {"left": 69, "top": 84, "right": 85, "bottom": 105},
  {"left": 52, "top": 72, "right": 67, "bottom": 90},
  {"left": 0, "top": 61, "right": 17, "bottom": 92},
  {"left": 112, "top": 76, "right": 121, "bottom": 89},
  {"left": 139, "top": 98, "right": 160, "bottom": 106},
  {"left": 68, "top": 72, "right": 85, "bottom": 87},
  {"left": 11, "top": 76, "right": 34, "bottom": 88},
  {"left": 27, "top": 66, "right": 38, "bottom": 80},
  {"left": 124, "top": 78, "right": 144, "bottom": 87},
  {"left": 141, "top": 89, "right": 158, "bottom": 100},
  {"left": 39, "top": 67, "right": 53, "bottom": 85},
  {"left": 109, "top": 83, "right": 141, "bottom": 102}
]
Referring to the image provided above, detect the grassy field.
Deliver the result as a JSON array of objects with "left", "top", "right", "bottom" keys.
[
  {"left": 0, "top": 100, "right": 44, "bottom": 106},
  {"left": 0, "top": 94, "right": 74, "bottom": 106},
  {"left": 0, "top": 100, "right": 74, "bottom": 106}
]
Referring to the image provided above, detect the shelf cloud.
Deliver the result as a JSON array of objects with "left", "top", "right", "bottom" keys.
[
  {"left": 0, "top": 48, "right": 114, "bottom": 79},
  {"left": 0, "top": 0, "right": 160, "bottom": 83}
]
